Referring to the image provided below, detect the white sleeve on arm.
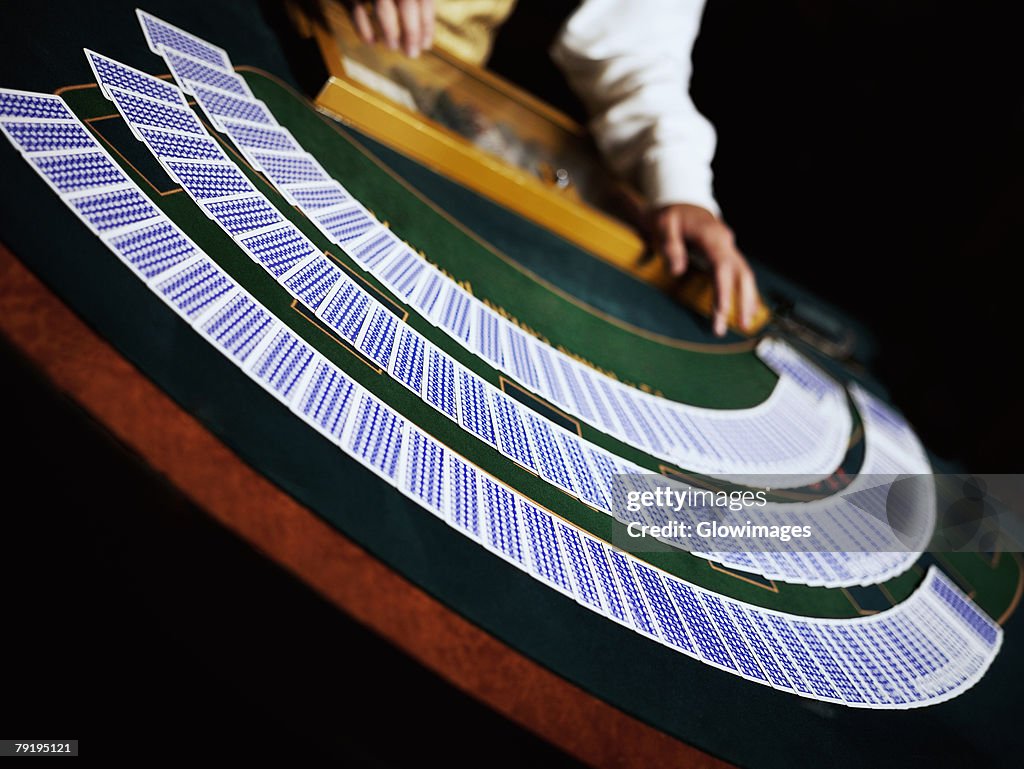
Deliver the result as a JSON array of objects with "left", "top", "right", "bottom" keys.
[{"left": 550, "top": 0, "right": 719, "bottom": 215}]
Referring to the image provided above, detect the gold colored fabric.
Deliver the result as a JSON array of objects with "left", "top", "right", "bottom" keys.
[{"left": 433, "top": 0, "right": 517, "bottom": 65}]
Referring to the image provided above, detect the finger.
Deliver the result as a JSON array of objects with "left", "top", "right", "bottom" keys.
[
  {"left": 737, "top": 263, "right": 759, "bottom": 331},
  {"left": 376, "top": 0, "right": 401, "bottom": 50},
  {"left": 352, "top": 4, "right": 376, "bottom": 44},
  {"left": 421, "top": 0, "right": 436, "bottom": 50},
  {"left": 694, "top": 223, "right": 741, "bottom": 332},
  {"left": 657, "top": 208, "right": 688, "bottom": 277},
  {"left": 398, "top": 0, "right": 422, "bottom": 56},
  {"left": 712, "top": 262, "right": 734, "bottom": 337}
]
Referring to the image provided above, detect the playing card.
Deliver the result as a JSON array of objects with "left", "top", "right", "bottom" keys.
[
  {"left": 202, "top": 195, "right": 284, "bottom": 237},
  {"left": 388, "top": 326, "right": 426, "bottom": 396},
  {"left": 517, "top": 499, "right": 573, "bottom": 595},
  {"left": 422, "top": 344, "right": 458, "bottom": 422},
  {"left": 399, "top": 427, "right": 447, "bottom": 516},
  {"left": 575, "top": 365, "right": 624, "bottom": 437},
  {"left": 445, "top": 452, "right": 481, "bottom": 540},
  {"left": 191, "top": 82, "right": 274, "bottom": 129},
  {"left": 606, "top": 549, "right": 659, "bottom": 637},
  {"left": 163, "top": 48, "right": 253, "bottom": 97},
  {"left": 0, "top": 87, "right": 74, "bottom": 120},
  {"left": 613, "top": 385, "right": 669, "bottom": 455},
  {"left": 436, "top": 282, "right": 474, "bottom": 344},
  {"left": 763, "top": 612, "right": 845, "bottom": 702},
  {"left": 528, "top": 338, "right": 566, "bottom": 407},
  {"left": 292, "top": 356, "right": 360, "bottom": 442},
  {"left": 104, "top": 217, "right": 199, "bottom": 279},
  {"left": 478, "top": 475, "right": 525, "bottom": 565},
  {"left": 276, "top": 181, "right": 349, "bottom": 211},
  {"left": 197, "top": 291, "right": 275, "bottom": 366},
  {"left": 699, "top": 592, "right": 768, "bottom": 679},
  {"left": 582, "top": 446, "right": 632, "bottom": 515},
  {"left": 219, "top": 117, "right": 302, "bottom": 153},
  {"left": 503, "top": 322, "right": 541, "bottom": 391},
  {"left": 66, "top": 184, "right": 161, "bottom": 235},
  {"left": 522, "top": 411, "right": 575, "bottom": 494},
  {"left": 631, "top": 561, "right": 696, "bottom": 654},
  {"left": 592, "top": 376, "right": 643, "bottom": 447},
  {"left": 138, "top": 10, "right": 233, "bottom": 71},
  {"left": 376, "top": 246, "right": 426, "bottom": 301},
  {"left": 488, "top": 388, "right": 537, "bottom": 471},
  {"left": 346, "top": 227, "right": 403, "bottom": 271},
  {"left": 163, "top": 159, "right": 256, "bottom": 201},
  {"left": 312, "top": 204, "right": 377, "bottom": 245},
  {"left": 318, "top": 276, "right": 373, "bottom": 341},
  {"left": 150, "top": 255, "right": 236, "bottom": 320},
  {"left": 85, "top": 48, "right": 187, "bottom": 106},
  {"left": 553, "top": 354, "right": 597, "bottom": 423},
  {"left": 928, "top": 570, "right": 1001, "bottom": 649},
  {"left": 249, "top": 150, "right": 329, "bottom": 186},
  {"left": 726, "top": 601, "right": 801, "bottom": 692},
  {"left": 409, "top": 264, "right": 446, "bottom": 322},
  {"left": 555, "top": 431, "right": 610, "bottom": 512},
  {"left": 793, "top": 620, "right": 867, "bottom": 703},
  {"left": 281, "top": 254, "right": 342, "bottom": 311},
  {"left": 0, "top": 119, "right": 96, "bottom": 154},
  {"left": 29, "top": 149, "right": 128, "bottom": 196},
  {"left": 456, "top": 366, "right": 497, "bottom": 447},
  {"left": 137, "top": 125, "right": 225, "bottom": 162},
  {"left": 473, "top": 303, "right": 506, "bottom": 369},
  {"left": 247, "top": 326, "right": 316, "bottom": 405},
  {"left": 813, "top": 624, "right": 885, "bottom": 705},
  {"left": 580, "top": 536, "right": 630, "bottom": 625},
  {"left": 238, "top": 223, "right": 318, "bottom": 277},
  {"left": 356, "top": 305, "right": 398, "bottom": 368},
  {"left": 345, "top": 392, "right": 405, "bottom": 483},
  {"left": 553, "top": 521, "right": 605, "bottom": 613},
  {"left": 107, "top": 85, "right": 204, "bottom": 137}
]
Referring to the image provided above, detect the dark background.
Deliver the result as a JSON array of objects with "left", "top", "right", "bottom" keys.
[
  {"left": 1, "top": 337, "right": 585, "bottom": 767},
  {"left": 488, "top": 0, "right": 1023, "bottom": 472}
]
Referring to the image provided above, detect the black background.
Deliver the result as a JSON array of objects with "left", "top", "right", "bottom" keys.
[
  {"left": 489, "top": 0, "right": 1023, "bottom": 472},
  {"left": 1, "top": 338, "right": 585, "bottom": 767}
]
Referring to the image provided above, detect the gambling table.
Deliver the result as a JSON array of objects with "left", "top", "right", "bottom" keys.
[{"left": 2, "top": 2, "right": 1021, "bottom": 767}]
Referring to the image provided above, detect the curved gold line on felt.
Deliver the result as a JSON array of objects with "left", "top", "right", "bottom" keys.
[{"left": 997, "top": 553, "right": 1024, "bottom": 626}]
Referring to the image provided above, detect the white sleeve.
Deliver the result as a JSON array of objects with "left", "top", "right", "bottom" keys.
[{"left": 550, "top": 0, "right": 719, "bottom": 215}]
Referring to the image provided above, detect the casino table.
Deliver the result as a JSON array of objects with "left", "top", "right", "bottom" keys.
[{"left": 1, "top": 2, "right": 1021, "bottom": 767}]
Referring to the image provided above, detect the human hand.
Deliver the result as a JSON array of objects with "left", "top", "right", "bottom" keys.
[
  {"left": 351, "top": 0, "right": 436, "bottom": 58},
  {"left": 653, "top": 203, "right": 760, "bottom": 337}
]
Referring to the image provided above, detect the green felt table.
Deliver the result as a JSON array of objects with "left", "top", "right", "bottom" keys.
[{"left": 1, "top": 2, "right": 1021, "bottom": 767}]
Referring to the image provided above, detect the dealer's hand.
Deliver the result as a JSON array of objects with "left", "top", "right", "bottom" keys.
[
  {"left": 351, "top": 0, "right": 436, "bottom": 58},
  {"left": 653, "top": 203, "right": 760, "bottom": 337}
]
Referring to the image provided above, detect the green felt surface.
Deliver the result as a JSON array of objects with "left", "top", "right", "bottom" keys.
[
  {"left": 244, "top": 73, "right": 1024, "bottom": 622},
  {"left": 78, "top": 75, "right": 1024, "bottom": 624},
  {"left": 1, "top": 3, "right": 1022, "bottom": 766},
  {"left": 39, "top": 83, "right": 901, "bottom": 620},
  {"left": 15, "top": 42, "right": 1024, "bottom": 632}
]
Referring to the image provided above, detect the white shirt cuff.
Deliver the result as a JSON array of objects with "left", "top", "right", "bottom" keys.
[{"left": 642, "top": 148, "right": 720, "bottom": 217}]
